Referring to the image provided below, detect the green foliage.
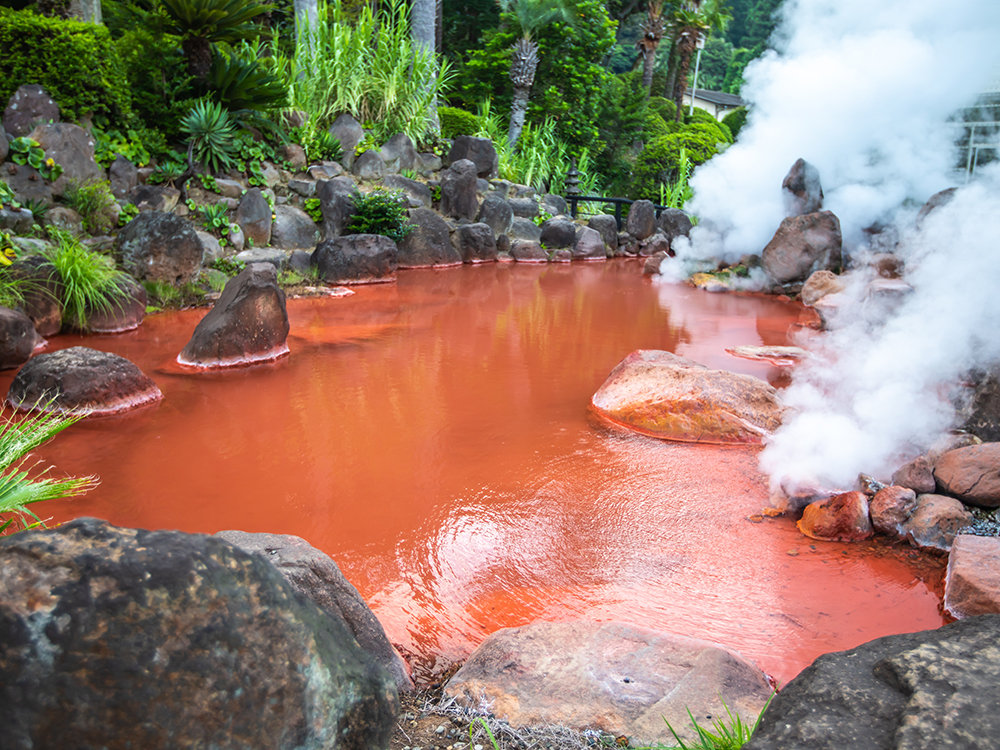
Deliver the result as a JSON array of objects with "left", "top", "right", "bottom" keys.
[
  {"left": 722, "top": 46, "right": 760, "bottom": 94},
  {"left": 644, "top": 110, "right": 674, "bottom": 141},
  {"left": 648, "top": 96, "right": 678, "bottom": 123},
  {"left": 721, "top": 106, "right": 749, "bottom": 139},
  {"left": 0, "top": 182, "right": 20, "bottom": 210},
  {"left": 695, "top": 35, "right": 736, "bottom": 92},
  {"left": 180, "top": 99, "right": 238, "bottom": 174},
  {"left": 149, "top": 158, "right": 186, "bottom": 186},
  {"left": 142, "top": 279, "right": 182, "bottom": 307},
  {"left": 662, "top": 695, "right": 772, "bottom": 750},
  {"left": 442, "top": 0, "right": 500, "bottom": 61},
  {"left": 9, "top": 138, "right": 63, "bottom": 181},
  {"left": 304, "top": 198, "right": 323, "bottom": 223},
  {"left": 118, "top": 203, "right": 140, "bottom": 227},
  {"left": 658, "top": 148, "right": 694, "bottom": 210},
  {"left": 42, "top": 228, "right": 134, "bottom": 328},
  {"left": 22, "top": 199, "right": 49, "bottom": 223},
  {"left": 634, "top": 123, "right": 724, "bottom": 201},
  {"left": 0, "top": 232, "right": 15, "bottom": 269},
  {"left": 438, "top": 106, "right": 480, "bottom": 139},
  {"left": 684, "top": 108, "right": 734, "bottom": 144},
  {"left": 354, "top": 134, "right": 379, "bottom": 157},
  {"left": 456, "top": 0, "right": 617, "bottom": 153},
  {"left": 345, "top": 190, "right": 412, "bottom": 242},
  {"left": 64, "top": 181, "right": 119, "bottom": 236},
  {"left": 276, "top": 0, "right": 453, "bottom": 144},
  {"left": 210, "top": 256, "right": 246, "bottom": 276},
  {"left": 207, "top": 42, "right": 288, "bottom": 112},
  {"left": 0, "top": 409, "right": 98, "bottom": 535},
  {"left": 291, "top": 128, "right": 343, "bottom": 163},
  {"left": 160, "top": 0, "right": 270, "bottom": 45},
  {"left": 0, "top": 7, "right": 134, "bottom": 127},
  {"left": 592, "top": 70, "right": 650, "bottom": 196},
  {"left": 92, "top": 126, "right": 155, "bottom": 168}
]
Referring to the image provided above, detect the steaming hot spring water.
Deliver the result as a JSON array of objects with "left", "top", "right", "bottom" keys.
[{"left": 1, "top": 260, "right": 949, "bottom": 687}]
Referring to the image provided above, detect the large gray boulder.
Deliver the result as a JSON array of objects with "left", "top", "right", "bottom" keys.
[
  {"left": 477, "top": 193, "right": 514, "bottom": 237},
  {"left": 108, "top": 155, "right": 138, "bottom": 199},
  {"left": 445, "top": 136, "right": 499, "bottom": 178},
  {"left": 312, "top": 234, "right": 398, "bottom": 284},
  {"left": 625, "top": 199, "right": 657, "bottom": 241},
  {"left": 178, "top": 263, "right": 290, "bottom": 368},
  {"left": 761, "top": 211, "right": 842, "bottom": 284},
  {"left": 235, "top": 187, "right": 273, "bottom": 248},
  {"left": 215, "top": 530, "right": 414, "bottom": 692},
  {"left": 28, "top": 122, "right": 105, "bottom": 197},
  {"left": 271, "top": 205, "right": 320, "bottom": 250},
  {"left": 81, "top": 276, "right": 147, "bottom": 334},
  {"left": 382, "top": 174, "right": 432, "bottom": 208},
  {"left": 116, "top": 211, "right": 204, "bottom": 284},
  {"left": 439, "top": 159, "right": 478, "bottom": 221},
  {"left": 6, "top": 346, "right": 162, "bottom": 415},
  {"left": 2, "top": 84, "right": 60, "bottom": 137},
  {"left": 657, "top": 208, "right": 694, "bottom": 246},
  {"left": 572, "top": 226, "right": 606, "bottom": 260},
  {"left": 454, "top": 222, "right": 497, "bottom": 263},
  {"left": 379, "top": 133, "right": 418, "bottom": 174},
  {"left": 6, "top": 255, "right": 63, "bottom": 337},
  {"left": 744, "top": 615, "right": 1000, "bottom": 750},
  {"left": 397, "top": 208, "right": 461, "bottom": 268},
  {"left": 1, "top": 163, "right": 54, "bottom": 206},
  {"left": 318, "top": 176, "right": 360, "bottom": 240},
  {"left": 0, "top": 518, "right": 398, "bottom": 750},
  {"left": 446, "top": 621, "right": 772, "bottom": 747},
  {"left": 352, "top": 149, "right": 386, "bottom": 181},
  {"left": 539, "top": 216, "right": 576, "bottom": 249},
  {"left": 0, "top": 307, "right": 41, "bottom": 369},
  {"left": 588, "top": 214, "right": 619, "bottom": 252},
  {"left": 329, "top": 113, "right": 365, "bottom": 169}
]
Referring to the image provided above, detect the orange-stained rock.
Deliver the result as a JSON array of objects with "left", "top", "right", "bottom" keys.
[
  {"left": 933, "top": 443, "right": 1000, "bottom": 508},
  {"left": 797, "top": 491, "right": 873, "bottom": 542},
  {"left": 945, "top": 535, "right": 1000, "bottom": 618},
  {"left": 590, "top": 350, "right": 783, "bottom": 444},
  {"left": 870, "top": 485, "right": 918, "bottom": 539}
]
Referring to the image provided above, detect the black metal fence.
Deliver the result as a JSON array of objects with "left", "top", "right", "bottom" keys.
[{"left": 566, "top": 195, "right": 670, "bottom": 230}]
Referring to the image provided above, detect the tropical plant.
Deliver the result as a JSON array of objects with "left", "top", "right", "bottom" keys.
[
  {"left": 0, "top": 232, "right": 16, "bottom": 269},
  {"left": 91, "top": 125, "right": 155, "bottom": 169},
  {"left": 276, "top": 0, "right": 453, "bottom": 144},
  {"left": 9, "top": 137, "right": 63, "bottom": 181},
  {"left": 22, "top": 199, "right": 50, "bottom": 224},
  {"left": 637, "top": 0, "right": 668, "bottom": 94},
  {"left": 345, "top": 190, "right": 412, "bottom": 242},
  {"left": 658, "top": 147, "right": 694, "bottom": 209},
  {"left": 666, "top": 0, "right": 731, "bottom": 121},
  {"left": 42, "top": 228, "right": 134, "bottom": 328},
  {"left": 207, "top": 43, "right": 288, "bottom": 114},
  {"left": 64, "top": 181, "right": 119, "bottom": 236},
  {"left": 0, "top": 409, "right": 98, "bottom": 535},
  {"left": 180, "top": 99, "right": 239, "bottom": 174},
  {"left": 118, "top": 203, "right": 140, "bottom": 227},
  {"left": 160, "top": 0, "right": 271, "bottom": 79}
]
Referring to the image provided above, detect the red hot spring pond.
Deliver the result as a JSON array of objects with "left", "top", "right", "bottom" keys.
[{"left": 3, "top": 260, "right": 945, "bottom": 686}]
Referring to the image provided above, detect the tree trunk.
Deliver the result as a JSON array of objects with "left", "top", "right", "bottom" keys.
[
  {"left": 663, "top": 35, "right": 679, "bottom": 100},
  {"left": 411, "top": 0, "right": 439, "bottom": 135},
  {"left": 508, "top": 37, "right": 539, "bottom": 149},
  {"left": 672, "top": 30, "right": 699, "bottom": 121},
  {"left": 641, "top": 45, "right": 658, "bottom": 93},
  {"left": 293, "top": 0, "right": 318, "bottom": 56},
  {"left": 183, "top": 37, "right": 213, "bottom": 80}
]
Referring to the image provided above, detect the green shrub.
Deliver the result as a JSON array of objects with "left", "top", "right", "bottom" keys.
[
  {"left": 210, "top": 256, "right": 246, "bottom": 276},
  {"left": 0, "top": 7, "right": 133, "bottom": 127},
  {"left": 633, "top": 124, "right": 724, "bottom": 201},
  {"left": 685, "top": 108, "right": 734, "bottom": 143},
  {"left": 43, "top": 229, "right": 134, "bottom": 328},
  {"left": 345, "top": 190, "right": 412, "bottom": 242},
  {"left": 722, "top": 106, "right": 749, "bottom": 140},
  {"left": 648, "top": 96, "right": 677, "bottom": 123},
  {"left": 643, "top": 110, "right": 674, "bottom": 142},
  {"left": 438, "top": 106, "right": 479, "bottom": 139},
  {"left": 65, "top": 181, "right": 119, "bottom": 236}
]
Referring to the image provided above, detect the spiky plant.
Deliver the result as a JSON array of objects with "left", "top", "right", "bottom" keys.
[
  {"left": 42, "top": 229, "right": 134, "bottom": 329},
  {"left": 160, "top": 0, "right": 271, "bottom": 79},
  {"left": 0, "top": 410, "right": 98, "bottom": 534},
  {"left": 180, "top": 100, "right": 238, "bottom": 174}
]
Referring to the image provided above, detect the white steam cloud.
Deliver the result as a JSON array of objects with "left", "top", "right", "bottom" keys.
[{"left": 659, "top": 0, "right": 1000, "bottom": 491}]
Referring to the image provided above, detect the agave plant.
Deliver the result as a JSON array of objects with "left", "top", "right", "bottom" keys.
[
  {"left": 0, "top": 409, "right": 98, "bottom": 535},
  {"left": 161, "top": 0, "right": 272, "bottom": 78},
  {"left": 180, "top": 100, "right": 239, "bottom": 174}
]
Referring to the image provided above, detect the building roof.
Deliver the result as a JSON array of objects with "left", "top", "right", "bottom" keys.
[{"left": 685, "top": 88, "right": 745, "bottom": 108}]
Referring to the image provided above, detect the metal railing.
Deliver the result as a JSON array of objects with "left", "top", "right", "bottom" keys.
[{"left": 566, "top": 196, "right": 670, "bottom": 230}]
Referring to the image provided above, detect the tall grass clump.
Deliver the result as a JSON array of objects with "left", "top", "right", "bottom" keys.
[
  {"left": 43, "top": 229, "right": 134, "bottom": 328},
  {"left": 275, "top": 0, "right": 452, "bottom": 146},
  {"left": 0, "top": 409, "right": 98, "bottom": 534},
  {"left": 475, "top": 98, "right": 602, "bottom": 198}
]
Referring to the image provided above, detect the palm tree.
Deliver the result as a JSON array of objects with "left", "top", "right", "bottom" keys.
[
  {"left": 665, "top": 0, "right": 730, "bottom": 121},
  {"left": 500, "top": 0, "right": 573, "bottom": 149},
  {"left": 160, "top": 0, "right": 271, "bottom": 79},
  {"left": 636, "top": 1, "right": 669, "bottom": 95}
]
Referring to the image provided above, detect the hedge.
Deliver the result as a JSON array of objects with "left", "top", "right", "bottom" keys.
[
  {"left": 0, "top": 8, "right": 133, "bottom": 127},
  {"left": 438, "top": 106, "right": 479, "bottom": 139}
]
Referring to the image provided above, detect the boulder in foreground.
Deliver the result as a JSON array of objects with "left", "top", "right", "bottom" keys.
[
  {"left": 446, "top": 620, "right": 772, "bottom": 747},
  {"left": 7, "top": 346, "right": 162, "bottom": 415},
  {"left": 0, "top": 518, "right": 398, "bottom": 750},
  {"left": 744, "top": 614, "right": 1000, "bottom": 750},
  {"left": 178, "top": 263, "right": 290, "bottom": 369},
  {"left": 944, "top": 534, "right": 1000, "bottom": 619},
  {"left": 591, "top": 350, "right": 783, "bottom": 444}
]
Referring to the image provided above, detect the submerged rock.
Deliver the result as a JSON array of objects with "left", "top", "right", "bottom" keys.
[
  {"left": 591, "top": 350, "right": 784, "bottom": 444},
  {"left": 797, "top": 491, "right": 873, "bottom": 542},
  {"left": 215, "top": 530, "right": 414, "bottom": 692},
  {"left": 744, "top": 615, "right": 1000, "bottom": 750},
  {"left": 445, "top": 620, "right": 772, "bottom": 748},
  {"left": 6, "top": 346, "right": 162, "bottom": 415},
  {"left": 179, "top": 263, "right": 289, "bottom": 368},
  {"left": 0, "top": 518, "right": 398, "bottom": 750}
]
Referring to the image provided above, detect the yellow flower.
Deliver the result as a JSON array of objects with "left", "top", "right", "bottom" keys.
[{"left": 45, "top": 157, "right": 55, "bottom": 167}]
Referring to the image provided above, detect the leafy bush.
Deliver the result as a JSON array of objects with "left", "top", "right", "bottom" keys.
[
  {"left": 633, "top": 123, "right": 724, "bottom": 201},
  {"left": 0, "top": 7, "right": 134, "bottom": 127},
  {"left": 722, "top": 106, "right": 749, "bottom": 139},
  {"left": 43, "top": 229, "right": 134, "bottom": 328},
  {"left": 65, "top": 181, "right": 119, "bottom": 235},
  {"left": 345, "top": 190, "right": 412, "bottom": 242},
  {"left": 439, "top": 106, "right": 479, "bottom": 139},
  {"left": 92, "top": 126, "right": 155, "bottom": 168},
  {"left": 648, "top": 96, "right": 678, "bottom": 123},
  {"left": 304, "top": 198, "right": 323, "bottom": 223},
  {"left": 644, "top": 110, "right": 675, "bottom": 142},
  {"left": 180, "top": 100, "right": 238, "bottom": 174},
  {"left": 210, "top": 256, "right": 246, "bottom": 276},
  {"left": 207, "top": 42, "right": 288, "bottom": 113},
  {"left": 0, "top": 410, "right": 97, "bottom": 535}
]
